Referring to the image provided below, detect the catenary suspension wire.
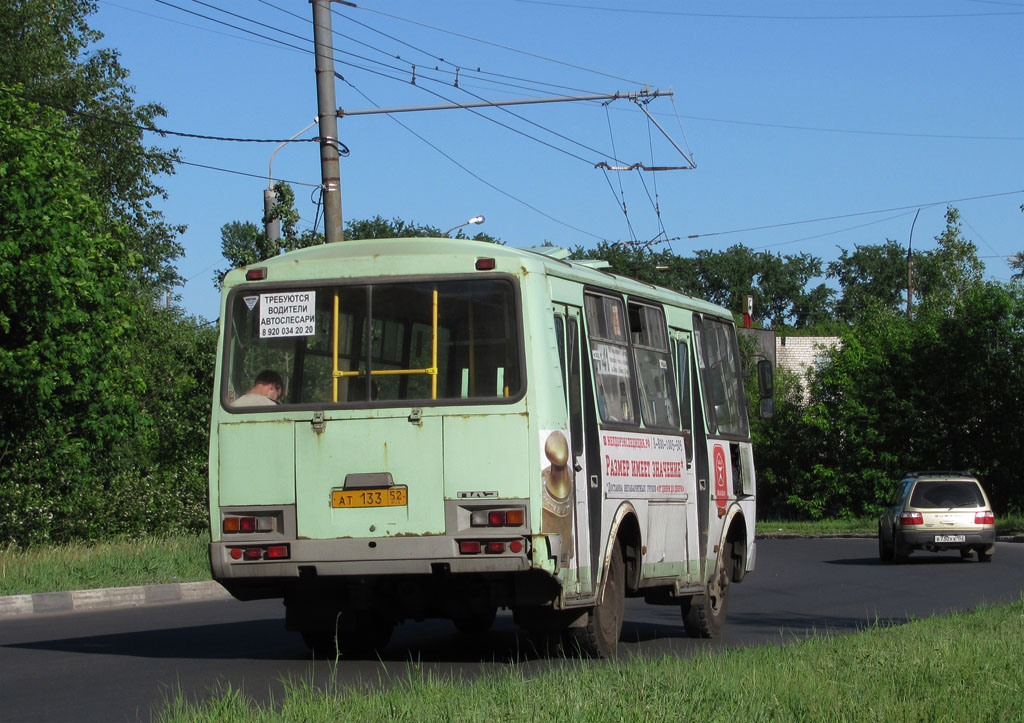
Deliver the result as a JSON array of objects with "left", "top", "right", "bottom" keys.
[{"left": 337, "top": 78, "right": 608, "bottom": 242}]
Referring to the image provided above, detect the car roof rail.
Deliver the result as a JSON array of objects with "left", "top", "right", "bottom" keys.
[{"left": 908, "top": 470, "right": 974, "bottom": 478}]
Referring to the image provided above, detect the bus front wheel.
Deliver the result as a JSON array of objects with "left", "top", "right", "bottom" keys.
[
  {"left": 681, "top": 550, "right": 731, "bottom": 638},
  {"left": 568, "top": 542, "right": 625, "bottom": 658}
]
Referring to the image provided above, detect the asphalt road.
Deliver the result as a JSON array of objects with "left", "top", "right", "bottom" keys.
[{"left": 3, "top": 538, "right": 1022, "bottom": 722}]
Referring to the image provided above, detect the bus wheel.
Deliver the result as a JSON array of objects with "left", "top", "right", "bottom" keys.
[
  {"left": 682, "top": 550, "right": 731, "bottom": 638},
  {"left": 568, "top": 542, "right": 625, "bottom": 658},
  {"left": 453, "top": 606, "right": 497, "bottom": 635}
]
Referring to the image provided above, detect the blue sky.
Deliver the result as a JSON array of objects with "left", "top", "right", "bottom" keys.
[{"left": 91, "top": 0, "right": 1024, "bottom": 321}]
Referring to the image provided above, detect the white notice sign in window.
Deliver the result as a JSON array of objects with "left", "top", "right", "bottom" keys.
[{"left": 259, "top": 291, "right": 316, "bottom": 338}]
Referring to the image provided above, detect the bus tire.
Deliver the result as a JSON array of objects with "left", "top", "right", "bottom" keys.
[
  {"left": 568, "top": 542, "right": 625, "bottom": 658},
  {"left": 681, "top": 550, "right": 731, "bottom": 638}
]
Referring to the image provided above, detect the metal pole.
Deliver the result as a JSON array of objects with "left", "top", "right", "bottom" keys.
[
  {"left": 311, "top": 0, "right": 343, "bottom": 243},
  {"left": 907, "top": 208, "right": 920, "bottom": 318}
]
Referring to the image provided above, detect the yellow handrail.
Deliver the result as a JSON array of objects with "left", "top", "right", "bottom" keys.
[
  {"left": 332, "top": 292, "right": 339, "bottom": 403},
  {"left": 330, "top": 286, "right": 440, "bottom": 400}
]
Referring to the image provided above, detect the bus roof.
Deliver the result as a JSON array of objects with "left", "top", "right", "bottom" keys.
[{"left": 224, "top": 237, "right": 734, "bottom": 321}]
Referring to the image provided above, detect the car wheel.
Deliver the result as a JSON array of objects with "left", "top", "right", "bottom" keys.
[
  {"left": 960, "top": 547, "right": 974, "bottom": 559},
  {"left": 893, "top": 532, "right": 911, "bottom": 563},
  {"left": 977, "top": 546, "right": 993, "bottom": 563},
  {"left": 878, "top": 526, "right": 894, "bottom": 562}
]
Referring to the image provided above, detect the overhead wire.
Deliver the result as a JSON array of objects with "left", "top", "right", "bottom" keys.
[
  {"left": 336, "top": 76, "right": 608, "bottom": 242},
  {"left": 352, "top": 3, "right": 647, "bottom": 86},
  {"left": 691, "top": 189, "right": 1024, "bottom": 242},
  {"left": 157, "top": 0, "right": 632, "bottom": 168},
  {"left": 510, "top": 0, "right": 1024, "bottom": 20}
]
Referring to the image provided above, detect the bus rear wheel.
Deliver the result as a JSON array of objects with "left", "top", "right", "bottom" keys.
[
  {"left": 682, "top": 550, "right": 731, "bottom": 638},
  {"left": 568, "top": 542, "right": 625, "bottom": 658}
]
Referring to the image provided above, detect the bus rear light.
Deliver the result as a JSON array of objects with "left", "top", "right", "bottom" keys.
[
  {"left": 509, "top": 540, "right": 524, "bottom": 553},
  {"left": 459, "top": 540, "right": 482, "bottom": 554},
  {"left": 265, "top": 545, "right": 290, "bottom": 559},
  {"left": 230, "top": 548, "right": 243, "bottom": 560},
  {"left": 245, "top": 267, "right": 267, "bottom": 280},
  {"left": 485, "top": 541, "right": 506, "bottom": 554},
  {"left": 470, "top": 507, "right": 526, "bottom": 527},
  {"left": 976, "top": 511, "right": 995, "bottom": 525},
  {"left": 899, "top": 512, "right": 923, "bottom": 526},
  {"left": 243, "top": 548, "right": 262, "bottom": 561},
  {"left": 475, "top": 258, "right": 496, "bottom": 271},
  {"left": 223, "top": 516, "right": 274, "bottom": 534}
]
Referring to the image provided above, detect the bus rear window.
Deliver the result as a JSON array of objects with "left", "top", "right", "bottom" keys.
[{"left": 223, "top": 279, "right": 522, "bottom": 408}]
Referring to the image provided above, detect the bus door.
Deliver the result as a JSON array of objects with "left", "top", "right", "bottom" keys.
[
  {"left": 553, "top": 307, "right": 596, "bottom": 599},
  {"left": 676, "top": 330, "right": 710, "bottom": 584}
]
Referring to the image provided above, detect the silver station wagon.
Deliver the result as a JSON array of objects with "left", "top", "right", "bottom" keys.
[{"left": 878, "top": 472, "right": 996, "bottom": 563}]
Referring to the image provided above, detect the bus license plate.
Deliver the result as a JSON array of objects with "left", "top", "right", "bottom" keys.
[
  {"left": 332, "top": 488, "right": 407, "bottom": 509},
  {"left": 934, "top": 534, "right": 965, "bottom": 543}
]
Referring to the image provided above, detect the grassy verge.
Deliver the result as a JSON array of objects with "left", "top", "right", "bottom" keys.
[
  {"left": 158, "top": 600, "right": 1024, "bottom": 722},
  {"left": 0, "top": 534, "right": 210, "bottom": 596},
  {"left": 759, "top": 512, "right": 1024, "bottom": 537}
]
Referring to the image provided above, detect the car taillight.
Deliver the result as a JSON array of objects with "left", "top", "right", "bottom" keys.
[
  {"left": 899, "top": 511, "right": 923, "bottom": 526},
  {"left": 975, "top": 511, "right": 995, "bottom": 525}
]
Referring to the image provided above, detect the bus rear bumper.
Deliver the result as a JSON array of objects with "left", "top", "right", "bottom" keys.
[{"left": 210, "top": 536, "right": 533, "bottom": 597}]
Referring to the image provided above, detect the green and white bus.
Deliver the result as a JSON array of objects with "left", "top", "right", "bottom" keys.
[{"left": 208, "top": 237, "right": 770, "bottom": 657}]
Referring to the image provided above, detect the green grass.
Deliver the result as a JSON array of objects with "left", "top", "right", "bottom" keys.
[
  {"left": 0, "top": 534, "right": 210, "bottom": 596},
  {"left": 157, "top": 601, "right": 1024, "bottom": 722}
]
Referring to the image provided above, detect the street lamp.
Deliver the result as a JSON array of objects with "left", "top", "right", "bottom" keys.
[
  {"left": 445, "top": 215, "right": 485, "bottom": 237},
  {"left": 265, "top": 119, "right": 319, "bottom": 243}
]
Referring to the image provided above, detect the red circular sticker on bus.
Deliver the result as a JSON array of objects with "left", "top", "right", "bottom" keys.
[{"left": 713, "top": 444, "right": 728, "bottom": 509}]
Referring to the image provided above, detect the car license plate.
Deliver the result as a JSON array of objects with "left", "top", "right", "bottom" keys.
[
  {"left": 332, "top": 488, "right": 407, "bottom": 509},
  {"left": 934, "top": 534, "right": 966, "bottom": 543}
]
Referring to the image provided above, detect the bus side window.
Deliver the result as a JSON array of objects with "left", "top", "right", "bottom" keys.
[
  {"left": 627, "top": 303, "right": 678, "bottom": 430},
  {"left": 676, "top": 338, "right": 694, "bottom": 463},
  {"left": 554, "top": 314, "right": 567, "bottom": 405},
  {"left": 584, "top": 293, "right": 638, "bottom": 426},
  {"left": 694, "top": 315, "right": 749, "bottom": 438}
]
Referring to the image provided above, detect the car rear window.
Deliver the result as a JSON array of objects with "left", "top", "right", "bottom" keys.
[{"left": 909, "top": 481, "right": 985, "bottom": 509}]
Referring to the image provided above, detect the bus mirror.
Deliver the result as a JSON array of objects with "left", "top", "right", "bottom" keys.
[
  {"left": 759, "top": 397, "right": 775, "bottom": 419},
  {"left": 756, "top": 359, "right": 774, "bottom": 399}
]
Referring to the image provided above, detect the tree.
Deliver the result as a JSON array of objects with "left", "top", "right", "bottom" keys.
[
  {"left": 571, "top": 243, "right": 832, "bottom": 329},
  {"left": 0, "top": 4, "right": 214, "bottom": 544},
  {"left": 0, "top": 92, "right": 144, "bottom": 542},
  {"left": 827, "top": 240, "right": 914, "bottom": 324},
  {"left": 913, "top": 207, "right": 985, "bottom": 313},
  {"left": 0, "top": 0, "right": 184, "bottom": 292},
  {"left": 754, "top": 280, "right": 1024, "bottom": 519}
]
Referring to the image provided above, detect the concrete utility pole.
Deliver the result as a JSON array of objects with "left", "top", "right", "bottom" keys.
[{"left": 311, "top": 0, "right": 344, "bottom": 243}]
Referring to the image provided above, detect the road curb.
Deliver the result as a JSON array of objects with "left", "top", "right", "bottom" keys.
[{"left": 0, "top": 580, "right": 233, "bottom": 619}]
